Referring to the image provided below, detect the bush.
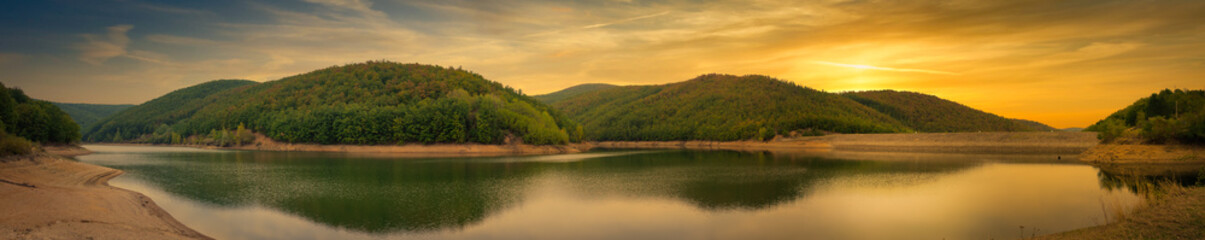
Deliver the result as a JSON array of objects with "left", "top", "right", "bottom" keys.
[
  {"left": 0, "top": 133, "right": 34, "bottom": 156},
  {"left": 1180, "top": 113, "right": 1205, "bottom": 144},
  {"left": 1095, "top": 118, "right": 1127, "bottom": 143},
  {"left": 1143, "top": 116, "right": 1185, "bottom": 143}
]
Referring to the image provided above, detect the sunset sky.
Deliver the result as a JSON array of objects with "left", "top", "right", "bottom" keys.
[{"left": 2, "top": 0, "right": 1203, "bottom": 128}]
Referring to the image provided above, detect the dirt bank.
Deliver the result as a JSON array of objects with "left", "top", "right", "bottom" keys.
[
  {"left": 41, "top": 144, "right": 94, "bottom": 157},
  {"left": 224, "top": 134, "right": 594, "bottom": 156},
  {"left": 592, "top": 140, "right": 831, "bottom": 152},
  {"left": 1037, "top": 186, "right": 1205, "bottom": 239},
  {"left": 596, "top": 132, "right": 1098, "bottom": 154},
  {"left": 1079, "top": 144, "right": 1205, "bottom": 178},
  {"left": 1080, "top": 144, "right": 1205, "bottom": 164},
  {"left": 0, "top": 154, "right": 210, "bottom": 240},
  {"left": 800, "top": 132, "right": 1098, "bottom": 154}
]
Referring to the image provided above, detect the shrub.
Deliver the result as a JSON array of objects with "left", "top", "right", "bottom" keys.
[
  {"left": 1143, "top": 116, "right": 1185, "bottom": 143},
  {"left": 1094, "top": 118, "right": 1127, "bottom": 143},
  {"left": 0, "top": 133, "right": 34, "bottom": 156}
]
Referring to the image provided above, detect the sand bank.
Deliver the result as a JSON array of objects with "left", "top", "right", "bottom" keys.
[
  {"left": 0, "top": 154, "right": 210, "bottom": 240},
  {"left": 595, "top": 132, "right": 1098, "bottom": 154}
]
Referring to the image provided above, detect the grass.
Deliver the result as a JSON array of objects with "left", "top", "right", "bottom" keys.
[
  {"left": 1036, "top": 183, "right": 1205, "bottom": 239},
  {"left": 0, "top": 133, "right": 34, "bottom": 156}
]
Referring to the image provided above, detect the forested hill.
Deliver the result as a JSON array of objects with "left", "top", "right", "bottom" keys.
[
  {"left": 49, "top": 102, "right": 135, "bottom": 130},
  {"left": 1085, "top": 89, "right": 1204, "bottom": 143},
  {"left": 84, "top": 79, "right": 258, "bottom": 142},
  {"left": 553, "top": 74, "right": 911, "bottom": 141},
  {"left": 534, "top": 83, "right": 617, "bottom": 104},
  {"left": 1010, "top": 118, "right": 1058, "bottom": 131},
  {"left": 0, "top": 82, "right": 79, "bottom": 155},
  {"left": 85, "top": 61, "right": 582, "bottom": 145},
  {"left": 840, "top": 90, "right": 1051, "bottom": 132}
]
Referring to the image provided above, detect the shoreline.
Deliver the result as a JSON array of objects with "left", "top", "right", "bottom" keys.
[
  {"left": 1079, "top": 143, "right": 1205, "bottom": 178},
  {"left": 89, "top": 131, "right": 1100, "bottom": 156},
  {"left": 596, "top": 131, "right": 1098, "bottom": 154},
  {"left": 0, "top": 153, "right": 210, "bottom": 239}
]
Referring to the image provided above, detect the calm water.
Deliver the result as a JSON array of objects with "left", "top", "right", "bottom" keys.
[{"left": 76, "top": 145, "right": 1141, "bottom": 240}]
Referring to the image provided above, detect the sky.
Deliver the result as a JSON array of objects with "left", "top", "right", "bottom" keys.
[{"left": 1, "top": 0, "right": 1203, "bottom": 128}]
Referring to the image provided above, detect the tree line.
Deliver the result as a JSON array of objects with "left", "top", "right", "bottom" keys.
[
  {"left": 0, "top": 82, "right": 80, "bottom": 155},
  {"left": 1087, "top": 89, "right": 1205, "bottom": 144}
]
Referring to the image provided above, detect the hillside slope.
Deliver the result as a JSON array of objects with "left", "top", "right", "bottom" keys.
[
  {"left": 553, "top": 74, "right": 911, "bottom": 141},
  {"left": 534, "top": 83, "right": 617, "bottom": 104},
  {"left": 49, "top": 102, "right": 135, "bottom": 130},
  {"left": 0, "top": 82, "right": 80, "bottom": 151},
  {"left": 86, "top": 61, "right": 581, "bottom": 145},
  {"left": 1085, "top": 89, "right": 1205, "bottom": 143},
  {"left": 841, "top": 90, "right": 1048, "bottom": 132},
  {"left": 84, "top": 79, "right": 258, "bottom": 142}
]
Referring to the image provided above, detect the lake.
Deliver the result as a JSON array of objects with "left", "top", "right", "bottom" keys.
[{"left": 75, "top": 145, "right": 1141, "bottom": 240}]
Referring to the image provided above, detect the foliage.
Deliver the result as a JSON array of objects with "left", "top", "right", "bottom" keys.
[
  {"left": 1010, "top": 118, "right": 1058, "bottom": 131},
  {"left": 83, "top": 79, "right": 257, "bottom": 143},
  {"left": 841, "top": 90, "right": 1047, "bottom": 132},
  {"left": 0, "top": 82, "right": 80, "bottom": 144},
  {"left": 1086, "top": 89, "right": 1205, "bottom": 144},
  {"left": 553, "top": 74, "right": 912, "bottom": 141},
  {"left": 85, "top": 61, "right": 580, "bottom": 145},
  {"left": 533, "top": 83, "right": 618, "bottom": 104},
  {"left": 0, "top": 129, "right": 35, "bottom": 156},
  {"left": 49, "top": 102, "right": 135, "bottom": 130},
  {"left": 1094, "top": 118, "right": 1127, "bottom": 143}
]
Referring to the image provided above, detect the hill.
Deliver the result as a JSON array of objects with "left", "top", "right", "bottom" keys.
[
  {"left": 0, "top": 82, "right": 79, "bottom": 155},
  {"left": 1085, "top": 89, "right": 1205, "bottom": 143},
  {"left": 1010, "top": 119, "right": 1057, "bottom": 131},
  {"left": 84, "top": 79, "right": 258, "bottom": 142},
  {"left": 840, "top": 90, "right": 1048, "bottom": 132},
  {"left": 49, "top": 102, "right": 135, "bottom": 130},
  {"left": 533, "top": 83, "right": 617, "bottom": 104},
  {"left": 85, "top": 61, "right": 581, "bottom": 145},
  {"left": 552, "top": 74, "right": 911, "bottom": 141}
]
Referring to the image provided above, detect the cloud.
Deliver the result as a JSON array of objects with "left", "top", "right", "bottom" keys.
[
  {"left": 75, "top": 25, "right": 134, "bottom": 65},
  {"left": 136, "top": 2, "right": 214, "bottom": 16},
  {"left": 582, "top": 11, "right": 670, "bottom": 29},
  {"left": 1033, "top": 42, "right": 1143, "bottom": 67},
  {"left": 146, "top": 34, "right": 221, "bottom": 46},
  {"left": 811, "top": 61, "right": 961, "bottom": 75}
]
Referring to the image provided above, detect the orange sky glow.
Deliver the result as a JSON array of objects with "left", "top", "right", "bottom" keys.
[{"left": 2, "top": 0, "right": 1204, "bottom": 128}]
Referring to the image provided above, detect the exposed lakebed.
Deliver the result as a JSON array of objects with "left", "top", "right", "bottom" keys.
[{"left": 77, "top": 145, "right": 1141, "bottom": 240}]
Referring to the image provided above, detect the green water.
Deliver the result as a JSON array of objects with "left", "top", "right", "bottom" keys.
[{"left": 76, "top": 145, "right": 1140, "bottom": 240}]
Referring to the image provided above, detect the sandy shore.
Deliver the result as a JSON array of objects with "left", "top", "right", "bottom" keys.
[
  {"left": 797, "top": 132, "right": 1098, "bottom": 154},
  {"left": 595, "top": 132, "right": 1099, "bottom": 154},
  {"left": 41, "top": 145, "right": 94, "bottom": 157},
  {"left": 1078, "top": 144, "right": 1205, "bottom": 177},
  {"left": 93, "top": 132, "right": 1100, "bottom": 157},
  {"left": 0, "top": 154, "right": 210, "bottom": 240},
  {"left": 1080, "top": 144, "right": 1205, "bottom": 164}
]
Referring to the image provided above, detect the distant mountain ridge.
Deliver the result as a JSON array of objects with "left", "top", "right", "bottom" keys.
[
  {"left": 551, "top": 74, "right": 911, "bottom": 141},
  {"left": 85, "top": 61, "right": 581, "bottom": 145},
  {"left": 534, "top": 83, "right": 617, "bottom": 104},
  {"left": 88, "top": 62, "right": 1059, "bottom": 145},
  {"left": 546, "top": 77, "right": 1056, "bottom": 141},
  {"left": 841, "top": 90, "right": 1053, "bottom": 132},
  {"left": 48, "top": 102, "right": 135, "bottom": 130}
]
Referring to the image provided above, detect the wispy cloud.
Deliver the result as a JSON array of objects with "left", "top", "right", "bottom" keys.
[
  {"left": 75, "top": 25, "right": 134, "bottom": 65},
  {"left": 811, "top": 61, "right": 961, "bottom": 75},
  {"left": 582, "top": 11, "right": 670, "bottom": 29}
]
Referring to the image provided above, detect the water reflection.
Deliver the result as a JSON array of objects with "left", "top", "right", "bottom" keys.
[{"left": 78, "top": 145, "right": 1141, "bottom": 240}]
